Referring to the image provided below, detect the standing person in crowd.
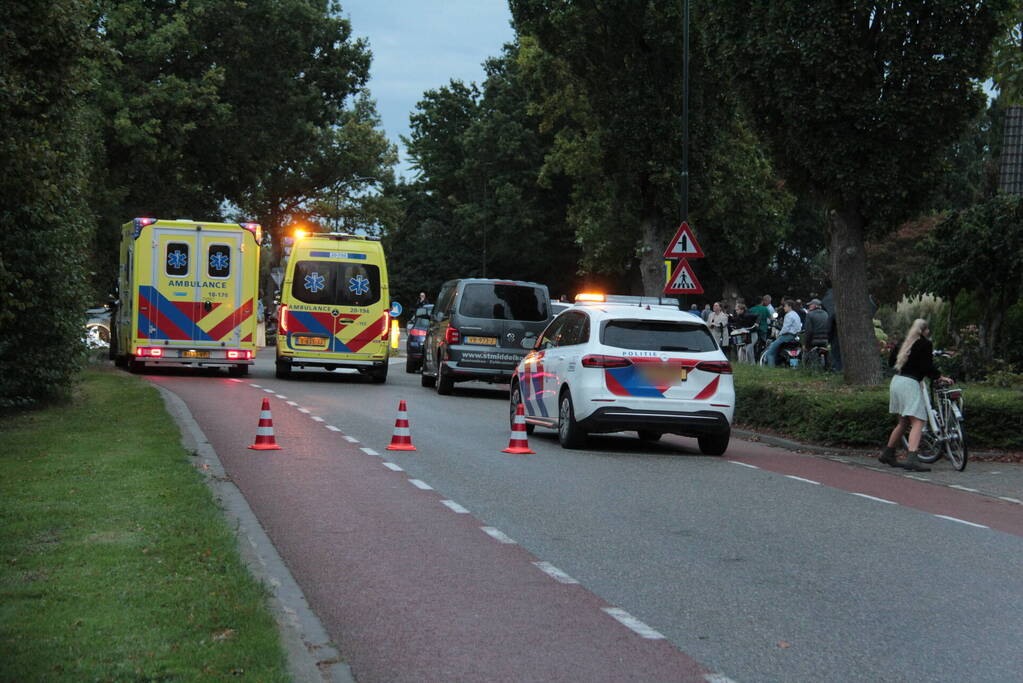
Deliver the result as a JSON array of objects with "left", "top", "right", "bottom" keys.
[
  {"left": 880, "top": 319, "right": 951, "bottom": 471},
  {"left": 701, "top": 304, "right": 712, "bottom": 322},
  {"left": 731, "top": 301, "right": 759, "bottom": 363},
  {"left": 795, "top": 299, "right": 807, "bottom": 325},
  {"left": 707, "top": 302, "right": 729, "bottom": 349},
  {"left": 763, "top": 294, "right": 776, "bottom": 318},
  {"left": 688, "top": 303, "right": 701, "bottom": 318},
  {"left": 748, "top": 295, "right": 773, "bottom": 355},
  {"left": 802, "top": 299, "right": 830, "bottom": 352},
  {"left": 764, "top": 299, "right": 801, "bottom": 366}
]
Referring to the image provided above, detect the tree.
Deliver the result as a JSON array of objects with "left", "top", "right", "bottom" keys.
[
  {"left": 703, "top": 1, "right": 1004, "bottom": 384},
  {"left": 0, "top": 0, "right": 96, "bottom": 409},
  {"left": 89, "top": 0, "right": 385, "bottom": 294},
  {"left": 511, "top": 1, "right": 794, "bottom": 301},
  {"left": 916, "top": 195, "right": 1023, "bottom": 360}
]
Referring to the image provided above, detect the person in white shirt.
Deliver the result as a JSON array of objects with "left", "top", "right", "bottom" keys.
[
  {"left": 765, "top": 299, "right": 802, "bottom": 366},
  {"left": 707, "top": 302, "right": 729, "bottom": 348}
]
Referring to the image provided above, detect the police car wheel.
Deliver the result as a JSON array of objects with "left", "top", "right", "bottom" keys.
[
  {"left": 558, "top": 390, "right": 586, "bottom": 449},
  {"left": 697, "top": 432, "right": 730, "bottom": 456}
]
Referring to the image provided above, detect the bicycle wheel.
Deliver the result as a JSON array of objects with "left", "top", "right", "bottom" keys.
[
  {"left": 903, "top": 429, "right": 941, "bottom": 463},
  {"left": 942, "top": 404, "right": 968, "bottom": 472}
]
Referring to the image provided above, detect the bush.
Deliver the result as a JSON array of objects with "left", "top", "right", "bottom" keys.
[{"left": 733, "top": 365, "right": 1023, "bottom": 451}]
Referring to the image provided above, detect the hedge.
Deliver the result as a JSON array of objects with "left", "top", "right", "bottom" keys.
[{"left": 732, "top": 365, "right": 1023, "bottom": 452}]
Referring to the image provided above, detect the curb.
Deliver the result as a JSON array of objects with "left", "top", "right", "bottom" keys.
[{"left": 156, "top": 385, "right": 355, "bottom": 683}]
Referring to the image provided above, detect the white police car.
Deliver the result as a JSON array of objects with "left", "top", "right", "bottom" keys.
[{"left": 509, "top": 294, "right": 734, "bottom": 454}]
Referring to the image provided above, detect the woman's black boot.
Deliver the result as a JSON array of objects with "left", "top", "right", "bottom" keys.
[
  {"left": 879, "top": 446, "right": 899, "bottom": 467},
  {"left": 902, "top": 450, "right": 931, "bottom": 472}
]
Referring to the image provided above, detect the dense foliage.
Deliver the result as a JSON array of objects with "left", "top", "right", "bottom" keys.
[{"left": 0, "top": 0, "right": 96, "bottom": 409}]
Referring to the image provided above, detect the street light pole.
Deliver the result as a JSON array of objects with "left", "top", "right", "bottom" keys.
[{"left": 682, "top": 0, "right": 689, "bottom": 223}]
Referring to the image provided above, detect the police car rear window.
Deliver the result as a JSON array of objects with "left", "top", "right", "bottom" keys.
[
  {"left": 458, "top": 284, "right": 547, "bottom": 321},
  {"left": 291, "top": 260, "right": 380, "bottom": 307},
  {"left": 601, "top": 320, "right": 718, "bottom": 352}
]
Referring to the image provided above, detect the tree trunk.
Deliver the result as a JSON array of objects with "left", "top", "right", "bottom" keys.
[
  {"left": 721, "top": 280, "right": 741, "bottom": 309},
  {"left": 829, "top": 207, "right": 881, "bottom": 385},
  {"left": 639, "top": 215, "right": 665, "bottom": 297}
]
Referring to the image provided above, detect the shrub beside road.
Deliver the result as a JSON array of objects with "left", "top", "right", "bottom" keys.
[
  {"left": 0, "top": 366, "right": 288, "bottom": 681},
  {"left": 733, "top": 364, "right": 1023, "bottom": 453}
]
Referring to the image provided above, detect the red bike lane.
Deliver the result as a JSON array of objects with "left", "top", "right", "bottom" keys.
[{"left": 154, "top": 375, "right": 718, "bottom": 683}]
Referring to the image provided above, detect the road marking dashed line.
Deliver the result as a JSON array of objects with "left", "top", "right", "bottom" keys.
[
  {"left": 601, "top": 608, "right": 665, "bottom": 639},
  {"left": 441, "top": 500, "right": 469, "bottom": 514},
  {"left": 533, "top": 561, "right": 579, "bottom": 584},
  {"left": 263, "top": 388, "right": 274, "bottom": 393},
  {"left": 311, "top": 416, "right": 325, "bottom": 422},
  {"left": 343, "top": 436, "right": 359, "bottom": 443},
  {"left": 409, "top": 479, "right": 432, "bottom": 490},
  {"left": 850, "top": 492, "right": 897, "bottom": 505},
  {"left": 728, "top": 461, "right": 760, "bottom": 469},
  {"left": 933, "top": 514, "right": 988, "bottom": 529},
  {"left": 904, "top": 475, "right": 930, "bottom": 481},
  {"left": 326, "top": 425, "right": 341, "bottom": 432},
  {"left": 785, "top": 475, "right": 820, "bottom": 485},
  {"left": 286, "top": 401, "right": 299, "bottom": 407},
  {"left": 704, "top": 674, "right": 738, "bottom": 683},
  {"left": 275, "top": 394, "right": 287, "bottom": 399},
  {"left": 382, "top": 462, "right": 403, "bottom": 472},
  {"left": 998, "top": 496, "right": 1023, "bottom": 504},
  {"left": 297, "top": 408, "right": 310, "bottom": 414},
  {"left": 949, "top": 484, "right": 979, "bottom": 493},
  {"left": 481, "top": 527, "right": 516, "bottom": 544},
  {"left": 361, "top": 448, "right": 380, "bottom": 456},
  {"left": 249, "top": 384, "right": 261, "bottom": 388}
]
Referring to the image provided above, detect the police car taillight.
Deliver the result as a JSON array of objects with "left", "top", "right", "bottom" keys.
[
  {"left": 445, "top": 327, "right": 460, "bottom": 345},
  {"left": 227, "top": 350, "right": 253, "bottom": 360},
  {"left": 581, "top": 354, "right": 631, "bottom": 368},
  {"left": 697, "top": 360, "right": 732, "bottom": 374},
  {"left": 135, "top": 346, "right": 163, "bottom": 357},
  {"left": 278, "top": 305, "right": 289, "bottom": 332}
]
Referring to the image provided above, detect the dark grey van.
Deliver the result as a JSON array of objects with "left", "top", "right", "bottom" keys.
[{"left": 421, "top": 278, "right": 551, "bottom": 395}]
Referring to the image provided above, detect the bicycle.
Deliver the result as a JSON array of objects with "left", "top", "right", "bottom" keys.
[{"left": 903, "top": 378, "right": 968, "bottom": 471}]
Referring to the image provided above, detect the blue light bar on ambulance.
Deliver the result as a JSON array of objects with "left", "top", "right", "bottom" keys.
[{"left": 131, "top": 217, "right": 158, "bottom": 239}]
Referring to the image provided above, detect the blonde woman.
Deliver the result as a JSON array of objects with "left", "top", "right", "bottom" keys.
[
  {"left": 707, "top": 302, "right": 729, "bottom": 349},
  {"left": 880, "top": 319, "right": 950, "bottom": 471}
]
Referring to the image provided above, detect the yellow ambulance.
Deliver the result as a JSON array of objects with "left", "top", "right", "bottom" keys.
[
  {"left": 112, "top": 217, "right": 261, "bottom": 376},
  {"left": 275, "top": 231, "right": 390, "bottom": 382}
]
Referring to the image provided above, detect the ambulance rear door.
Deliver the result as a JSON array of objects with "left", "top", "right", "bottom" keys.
[
  {"left": 197, "top": 228, "right": 247, "bottom": 346},
  {"left": 144, "top": 225, "right": 203, "bottom": 345}
]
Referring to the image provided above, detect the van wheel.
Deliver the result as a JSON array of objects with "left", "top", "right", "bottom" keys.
[
  {"left": 435, "top": 360, "right": 453, "bottom": 395},
  {"left": 275, "top": 359, "right": 292, "bottom": 379},
  {"left": 697, "top": 432, "right": 730, "bottom": 456},
  {"left": 368, "top": 362, "right": 388, "bottom": 384},
  {"left": 558, "top": 390, "right": 586, "bottom": 449}
]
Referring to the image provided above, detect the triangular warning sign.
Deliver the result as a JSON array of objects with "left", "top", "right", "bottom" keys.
[
  {"left": 662, "top": 221, "right": 704, "bottom": 258},
  {"left": 663, "top": 259, "right": 703, "bottom": 295}
]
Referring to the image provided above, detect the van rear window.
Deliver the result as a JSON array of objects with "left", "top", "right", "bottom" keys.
[
  {"left": 601, "top": 320, "right": 718, "bottom": 352},
  {"left": 458, "top": 283, "right": 548, "bottom": 321},
  {"left": 291, "top": 260, "right": 380, "bottom": 307}
]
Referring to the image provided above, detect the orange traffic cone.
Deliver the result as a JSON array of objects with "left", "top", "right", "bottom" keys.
[
  {"left": 248, "top": 397, "right": 282, "bottom": 450},
  {"left": 386, "top": 400, "right": 417, "bottom": 452},
  {"left": 502, "top": 403, "right": 535, "bottom": 454}
]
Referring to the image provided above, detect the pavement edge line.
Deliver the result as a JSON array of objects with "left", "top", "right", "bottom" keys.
[{"left": 156, "top": 384, "right": 354, "bottom": 683}]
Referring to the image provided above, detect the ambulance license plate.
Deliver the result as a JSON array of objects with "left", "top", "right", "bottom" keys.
[
  {"left": 183, "top": 350, "right": 210, "bottom": 359},
  {"left": 466, "top": 336, "right": 497, "bottom": 345},
  {"left": 295, "top": 335, "right": 326, "bottom": 346},
  {"left": 679, "top": 368, "right": 688, "bottom": 381}
]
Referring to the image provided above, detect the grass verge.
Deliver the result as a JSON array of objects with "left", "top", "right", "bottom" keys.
[
  {"left": 0, "top": 366, "right": 289, "bottom": 680},
  {"left": 732, "top": 364, "right": 1023, "bottom": 453}
]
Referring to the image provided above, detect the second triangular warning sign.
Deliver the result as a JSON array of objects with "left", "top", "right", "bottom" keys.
[
  {"left": 663, "top": 259, "right": 703, "bottom": 295},
  {"left": 662, "top": 221, "right": 704, "bottom": 258}
]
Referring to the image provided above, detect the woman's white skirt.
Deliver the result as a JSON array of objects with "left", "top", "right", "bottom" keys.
[{"left": 889, "top": 375, "right": 927, "bottom": 420}]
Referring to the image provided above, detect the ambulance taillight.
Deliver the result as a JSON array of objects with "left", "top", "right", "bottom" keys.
[
  {"left": 278, "top": 305, "right": 289, "bottom": 333},
  {"left": 227, "top": 350, "right": 253, "bottom": 360},
  {"left": 134, "top": 346, "right": 163, "bottom": 357}
]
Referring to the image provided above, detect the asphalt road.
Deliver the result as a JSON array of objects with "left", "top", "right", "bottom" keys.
[{"left": 151, "top": 352, "right": 1023, "bottom": 682}]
